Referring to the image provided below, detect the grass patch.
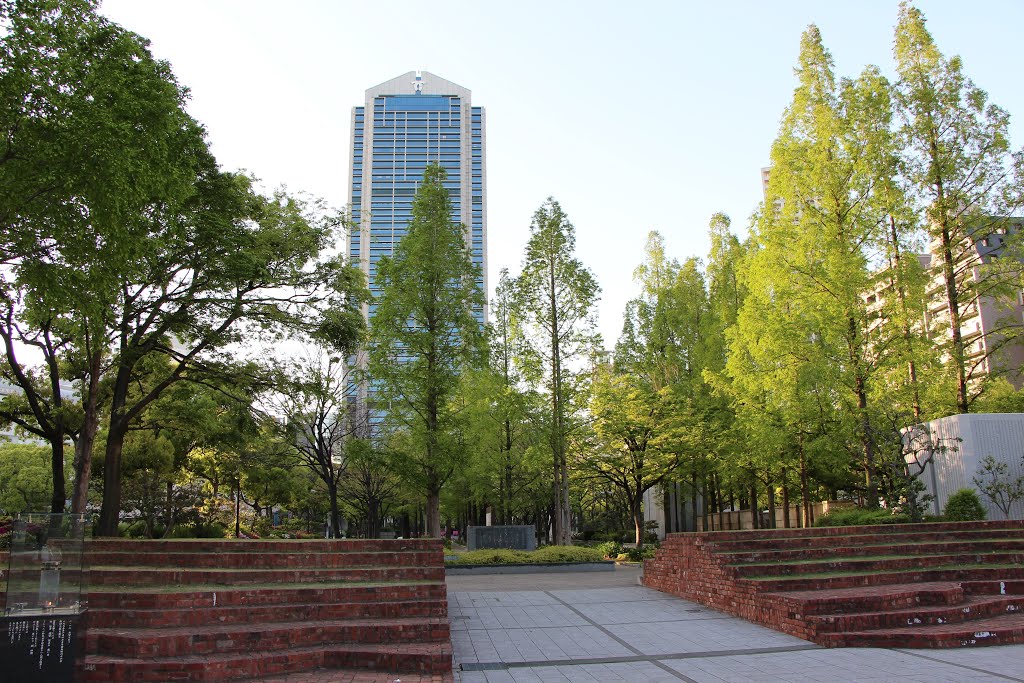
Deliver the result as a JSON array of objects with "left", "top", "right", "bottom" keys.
[
  {"left": 745, "top": 562, "right": 1022, "bottom": 581},
  {"left": 717, "top": 537, "right": 1021, "bottom": 555},
  {"left": 85, "top": 579, "right": 440, "bottom": 592},
  {"left": 446, "top": 546, "right": 605, "bottom": 566}
]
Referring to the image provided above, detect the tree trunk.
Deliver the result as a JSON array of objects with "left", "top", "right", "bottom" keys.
[
  {"left": 71, "top": 350, "right": 102, "bottom": 515},
  {"left": 234, "top": 480, "right": 241, "bottom": 538},
  {"left": 715, "top": 474, "right": 725, "bottom": 532},
  {"left": 799, "top": 439, "right": 811, "bottom": 528},
  {"left": 750, "top": 479, "right": 759, "bottom": 529},
  {"left": 426, "top": 489, "right": 442, "bottom": 537},
  {"left": 631, "top": 493, "right": 644, "bottom": 549},
  {"left": 689, "top": 471, "right": 699, "bottom": 532},
  {"left": 888, "top": 215, "right": 922, "bottom": 420},
  {"left": 97, "top": 417, "right": 128, "bottom": 536},
  {"left": 163, "top": 481, "right": 176, "bottom": 537},
  {"left": 782, "top": 469, "right": 791, "bottom": 529}
]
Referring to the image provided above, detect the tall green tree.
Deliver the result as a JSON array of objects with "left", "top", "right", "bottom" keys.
[
  {"left": 484, "top": 269, "right": 540, "bottom": 524},
  {"left": 93, "top": 181, "right": 358, "bottom": 536},
  {"left": 513, "top": 199, "right": 600, "bottom": 545},
  {"left": 733, "top": 26, "right": 905, "bottom": 508},
  {"left": 586, "top": 364, "right": 684, "bottom": 547},
  {"left": 369, "top": 163, "right": 485, "bottom": 538},
  {"left": 272, "top": 349, "right": 363, "bottom": 538},
  {"left": 0, "top": 0, "right": 207, "bottom": 514},
  {"left": 894, "top": 2, "right": 1024, "bottom": 413}
]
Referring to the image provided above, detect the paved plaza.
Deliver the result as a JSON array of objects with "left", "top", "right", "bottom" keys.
[{"left": 446, "top": 567, "right": 1024, "bottom": 683}]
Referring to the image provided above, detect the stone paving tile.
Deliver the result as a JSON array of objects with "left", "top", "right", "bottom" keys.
[
  {"left": 570, "top": 596, "right": 719, "bottom": 626},
  {"left": 899, "top": 644, "right": 1024, "bottom": 679},
  {"left": 663, "top": 648, "right": 1021, "bottom": 683},
  {"left": 606, "top": 614, "right": 809, "bottom": 655},
  {"left": 548, "top": 586, "right": 661, "bottom": 604},
  {"left": 450, "top": 591, "right": 560, "bottom": 609},
  {"left": 458, "top": 661, "right": 683, "bottom": 683},
  {"left": 449, "top": 577, "right": 1024, "bottom": 683},
  {"left": 450, "top": 604, "right": 589, "bottom": 631}
]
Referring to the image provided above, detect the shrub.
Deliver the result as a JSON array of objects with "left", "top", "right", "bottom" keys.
[
  {"left": 943, "top": 489, "right": 987, "bottom": 522},
  {"left": 596, "top": 540, "right": 623, "bottom": 559},
  {"left": 531, "top": 545, "right": 604, "bottom": 563},
  {"left": 813, "top": 508, "right": 912, "bottom": 527},
  {"left": 0, "top": 515, "right": 12, "bottom": 550},
  {"left": 447, "top": 546, "right": 604, "bottom": 566},
  {"left": 625, "top": 546, "right": 658, "bottom": 562},
  {"left": 165, "top": 521, "right": 230, "bottom": 539}
]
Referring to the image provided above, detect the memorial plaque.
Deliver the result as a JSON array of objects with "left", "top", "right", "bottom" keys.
[
  {"left": 467, "top": 525, "right": 536, "bottom": 551},
  {"left": 3, "top": 513, "right": 88, "bottom": 683}
]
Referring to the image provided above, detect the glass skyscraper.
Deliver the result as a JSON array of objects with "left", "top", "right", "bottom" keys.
[
  {"left": 348, "top": 71, "right": 487, "bottom": 321},
  {"left": 347, "top": 72, "right": 487, "bottom": 425}
]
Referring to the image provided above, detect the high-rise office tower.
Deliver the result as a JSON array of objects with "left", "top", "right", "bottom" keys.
[
  {"left": 348, "top": 71, "right": 487, "bottom": 321},
  {"left": 346, "top": 71, "right": 487, "bottom": 426}
]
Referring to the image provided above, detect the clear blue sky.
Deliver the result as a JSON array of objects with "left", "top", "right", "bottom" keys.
[{"left": 99, "top": 1, "right": 1024, "bottom": 347}]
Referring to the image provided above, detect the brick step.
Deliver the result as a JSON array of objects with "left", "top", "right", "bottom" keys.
[
  {"left": 816, "top": 612, "right": 1024, "bottom": 648},
  {"left": 87, "top": 565, "right": 445, "bottom": 586},
  {"left": 85, "top": 581, "right": 446, "bottom": 610},
  {"left": 697, "top": 528, "right": 1024, "bottom": 553},
  {"left": 85, "top": 538, "right": 442, "bottom": 554},
  {"left": 963, "top": 579, "right": 1024, "bottom": 596},
  {"left": 718, "top": 539, "right": 1024, "bottom": 563},
  {"left": 672, "top": 520, "right": 1024, "bottom": 543},
  {"left": 86, "top": 617, "right": 450, "bottom": 658},
  {"left": 768, "top": 581, "right": 966, "bottom": 615},
  {"left": 747, "top": 565, "right": 1024, "bottom": 592},
  {"left": 89, "top": 549, "right": 438, "bottom": 569},
  {"left": 246, "top": 670, "right": 454, "bottom": 683},
  {"left": 80, "top": 642, "right": 453, "bottom": 682},
  {"left": 733, "top": 551, "right": 1024, "bottom": 578},
  {"left": 86, "top": 597, "right": 449, "bottom": 628},
  {"left": 808, "top": 595, "right": 1024, "bottom": 632}
]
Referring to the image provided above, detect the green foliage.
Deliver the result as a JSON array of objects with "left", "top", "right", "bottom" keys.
[
  {"left": 625, "top": 545, "right": 658, "bottom": 562},
  {"left": 814, "top": 508, "right": 914, "bottom": 527},
  {"left": 448, "top": 546, "right": 605, "bottom": 566},
  {"left": 370, "top": 163, "right": 485, "bottom": 538},
  {"left": 512, "top": 198, "right": 601, "bottom": 545},
  {"left": 0, "top": 515, "right": 12, "bottom": 549},
  {"left": 944, "top": 489, "right": 987, "bottom": 522},
  {"left": 0, "top": 443, "right": 69, "bottom": 513},
  {"left": 164, "top": 521, "right": 230, "bottom": 539},
  {"left": 894, "top": 2, "right": 1024, "bottom": 413},
  {"left": 596, "top": 540, "right": 623, "bottom": 559}
]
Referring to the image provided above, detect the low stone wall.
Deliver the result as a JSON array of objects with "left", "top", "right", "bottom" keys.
[{"left": 466, "top": 525, "right": 536, "bottom": 551}]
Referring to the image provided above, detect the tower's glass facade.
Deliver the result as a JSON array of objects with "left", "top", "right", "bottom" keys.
[
  {"left": 348, "top": 71, "right": 486, "bottom": 323},
  {"left": 347, "top": 72, "right": 487, "bottom": 428}
]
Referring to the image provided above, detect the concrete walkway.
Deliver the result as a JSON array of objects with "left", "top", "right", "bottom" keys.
[{"left": 446, "top": 566, "right": 1024, "bottom": 682}]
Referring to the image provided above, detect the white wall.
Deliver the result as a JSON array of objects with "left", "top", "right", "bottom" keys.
[{"left": 913, "top": 413, "right": 1024, "bottom": 520}]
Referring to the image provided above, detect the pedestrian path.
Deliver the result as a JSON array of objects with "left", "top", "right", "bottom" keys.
[{"left": 446, "top": 566, "right": 1024, "bottom": 682}]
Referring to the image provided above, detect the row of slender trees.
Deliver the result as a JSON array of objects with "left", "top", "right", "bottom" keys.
[
  {"left": 428, "top": 3, "right": 1024, "bottom": 545},
  {"left": 3, "top": 1, "right": 1023, "bottom": 543}
]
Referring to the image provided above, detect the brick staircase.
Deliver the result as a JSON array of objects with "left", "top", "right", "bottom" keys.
[
  {"left": 75, "top": 538, "right": 453, "bottom": 682},
  {"left": 643, "top": 520, "right": 1024, "bottom": 648}
]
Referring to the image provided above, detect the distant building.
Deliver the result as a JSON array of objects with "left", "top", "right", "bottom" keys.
[
  {"left": 347, "top": 70, "right": 487, "bottom": 321},
  {"left": 346, "top": 71, "right": 488, "bottom": 425},
  {"left": 920, "top": 221, "right": 1024, "bottom": 389},
  {"left": 864, "top": 218, "right": 1024, "bottom": 392}
]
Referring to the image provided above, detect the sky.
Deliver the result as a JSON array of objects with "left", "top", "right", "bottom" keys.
[{"left": 98, "top": 0, "right": 1024, "bottom": 348}]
